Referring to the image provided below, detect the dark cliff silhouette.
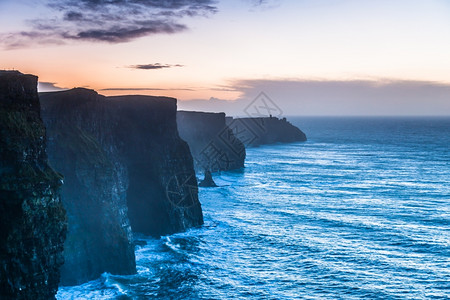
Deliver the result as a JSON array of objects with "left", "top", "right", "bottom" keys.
[
  {"left": 177, "top": 111, "right": 246, "bottom": 172},
  {"left": 225, "top": 116, "right": 307, "bottom": 147},
  {"left": 40, "top": 88, "right": 203, "bottom": 285},
  {"left": 199, "top": 169, "right": 218, "bottom": 187},
  {"left": 0, "top": 71, "right": 66, "bottom": 299},
  {"left": 40, "top": 89, "right": 136, "bottom": 285}
]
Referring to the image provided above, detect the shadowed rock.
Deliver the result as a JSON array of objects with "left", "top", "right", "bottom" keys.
[
  {"left": 0, "top": 71, "right": 66, "bottom": 299},
  {"left": 199, "top": 170, "right": 217, "bottom": 187},
  {"left": 40, "top": 88, "right": 203, "bottom": 285},
  {"left": 177, "top": 111, "right": 246, "bottom": 172},
  {"left": 225, "top": 116, "right": 307, "bottom": 147},
  {"left": 40, "top": 89, "right": 136, "bottom": 285}
]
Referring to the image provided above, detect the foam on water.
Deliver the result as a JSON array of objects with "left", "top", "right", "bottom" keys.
[{"left": 57, "top": 117, "right": 450, "bottom": 299}]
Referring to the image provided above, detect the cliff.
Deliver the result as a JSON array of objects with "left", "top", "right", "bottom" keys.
[
  {"left": 40, "top": 89, "right": 136, "bottom": 285},
  {"left": 225, "top": 117, "right": 307, "bottom": 147},
  {"left": 40, "top": 89, "right": 202, "bottom": 284},
  {"left": 177, "top": 111, "right": 246, "bottom": 172},
  {"left": 106, "top": 96, "right": 203, "bottom": 236},
  {"left": 0, "top": 71, "right": 66, "bottom": 299}
]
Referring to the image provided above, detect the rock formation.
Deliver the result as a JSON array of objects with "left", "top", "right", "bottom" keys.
[
  {"left": 198, "top": 170, "right": 218, "bottom": 188},
  {"left": 0, "top": 71, "right": 66, "bottom": 299},
  {"left": 225, "top": 116, "right": 307, "bottom": 147},
  {"left": 42, "top": 89, "right": 203, "bottom": 246},
  {"left": 40, "top": 89, "right": 136, "bottom": 285},
  {"left": 105, "top": 95, "right": 203, "bottom": 236},
  {"left": 177, "top": 111, "right": 246, "bottom": 172}
]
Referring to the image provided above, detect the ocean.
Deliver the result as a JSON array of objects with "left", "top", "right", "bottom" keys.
[{"left": 57, "top": 117, "right": 449, "bottom": 299}]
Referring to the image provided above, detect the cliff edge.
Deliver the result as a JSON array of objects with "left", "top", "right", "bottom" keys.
[
  {"left": 177, "top": 111, "right": 246, "bottom": 172},
  {"left": 40, "top": 89, "right": 202, "bottom": 285},
  {"left": 40, "top": 88, "right": 136, "bottom": 286},
  {"left": 226, "top": 116, "right": 307, "bottom": 147},
  {"left": 106, "top": 95, "right": 203, "bottom": 236},
  {"left": 0, "top": 71, "right": 66, "bottom": 299}
]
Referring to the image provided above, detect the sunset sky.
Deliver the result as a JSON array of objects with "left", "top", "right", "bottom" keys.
[{"left": 1, "top": 0, "right": 449, "bottom": 115}]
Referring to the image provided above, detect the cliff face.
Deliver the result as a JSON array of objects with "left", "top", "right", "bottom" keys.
[
  {"left": 106, "top": 96, "right": 203, "bottom": 236},
  {"left": 42, "top": 89, "right": 203, "bottom": 246},
  {"left": 225, "top": 117, "right": 307, "bottom": 147},
  {"left": 40, "top": 89, "right": 136, "bottom": 286},
  {"left": 0, "top": 71, "right": 66, "bottom": 299},
  {"left": 177, "top": 111, "right": 246, "bottom": 172}
]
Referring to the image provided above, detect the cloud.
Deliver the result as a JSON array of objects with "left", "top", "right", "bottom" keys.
[
  {"left": 64, "top": 22, "right": 187, "bottom": 43},
  {"left": 101, "top": 87, "right": 194, "bottom": 91},
  {"left": 250, "top": 0, "right": 273, "bottom": 5},
  {"left": 38, "top": 81, "right": 67, "bottom": 92},
  {"left": 128, "top": 63, "right": 184, "bottom": 70},
  {"left": 1, "top": 0, "right": 217, "bottom": 48},
  {"left": 178, "top": 79, "right": 450, "bottom": 116},
  {"left": 247, "top": 0, "right": 281, "bottom": 10},
  {"left": 2, "top": 31, "right": 66, "bottom": 49}
]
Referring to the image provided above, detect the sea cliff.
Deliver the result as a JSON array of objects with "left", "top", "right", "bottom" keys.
[
  {"left": 0, "top": 71, "right": 66, "bottom": 299},
  {"left": 177, "top": 111, "right": 245, "bottom": 172},
  {"left": 226, "top": 116, "right": 307, "bottom": 147},
  {"left": 105, "top": 96, "right": 203, "bottom": 236},
  {"left": 40, "top": 89, "right": 136, "bottom": 285},
  {"left": 40, "top": 89, "right": 203, "bottom": 284}
]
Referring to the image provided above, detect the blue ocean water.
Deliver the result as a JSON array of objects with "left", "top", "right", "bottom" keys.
[{"left": 57, "top": 117, "right": 450, "bottom": 299}]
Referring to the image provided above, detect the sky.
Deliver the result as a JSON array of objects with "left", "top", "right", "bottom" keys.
[{"left": 1, "top": 0, "right": 449, "bottom": 116}]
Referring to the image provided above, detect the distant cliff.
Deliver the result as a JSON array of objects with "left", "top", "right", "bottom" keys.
[
  {"left": 0, "top": 71, "right": 66, "bottom": 299},
  {"left": 40, "top": 89, "right": 136, "bottom": 285},
  {"left": 40, "top": 89, "right": 202, "bottom": 284},
  {"left": 177, "top": 111, "right": 245, "bottom": 172},
  {"left": 225, "top": 117, "right": 307, "bottom": 147}
]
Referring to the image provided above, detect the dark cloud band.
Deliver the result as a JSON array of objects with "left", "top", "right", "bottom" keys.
[
  {"left": 128, "top": 64, "right": 184, "bottom": 70},
  {"left": 101, "top": 87, "right": 194, "bottom": 91},
  {"left": 1, "top": 0, "right": 218, "bottom": 48}
]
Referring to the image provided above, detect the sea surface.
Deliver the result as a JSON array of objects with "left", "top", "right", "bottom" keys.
[{"left": 57, "top": 117, "right": 450, "bottom": 299}]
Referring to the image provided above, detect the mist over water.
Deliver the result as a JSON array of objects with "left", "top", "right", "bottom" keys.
[{"left": 58, "top": 117, "right": 450, "bottom": 299}]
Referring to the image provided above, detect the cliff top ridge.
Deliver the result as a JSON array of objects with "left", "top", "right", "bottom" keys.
[
  {"left": 0, "top": 70, "right": 24, "bottom": 76},
  {"left": 0, "top": 70, "right": 39, "bottom": 111}
]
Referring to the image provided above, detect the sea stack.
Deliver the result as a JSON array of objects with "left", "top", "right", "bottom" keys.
[
  {"left": 199, "top": 170, "right": 218, "bottom": 187},
  {"left": 0, "top": 71, "right": 66, "bottom": 299}
]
